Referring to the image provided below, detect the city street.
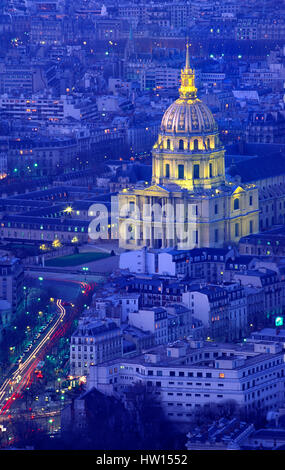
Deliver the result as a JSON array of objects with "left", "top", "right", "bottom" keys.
[{"left": 0, "top": 278, "right": 95, "bottom": 446}]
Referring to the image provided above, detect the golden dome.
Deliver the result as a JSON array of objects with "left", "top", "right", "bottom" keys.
[
  {"left": 161, "top": 98, "right": 218, "bottom": 135},
  {"left": 160, "top": 43, "right": 218, "bottom": 136}
]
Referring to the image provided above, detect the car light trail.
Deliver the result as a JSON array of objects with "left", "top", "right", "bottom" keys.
[
  {"left": 0, "top": 299, "right": 66, "bottom": 415},
  {"left": 0, "top": 280, "right": 94, "bottom": 418}
]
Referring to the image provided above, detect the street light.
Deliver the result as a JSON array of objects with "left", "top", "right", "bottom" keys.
[{"left": 82, "top": 266, "right": 89, "bottom": 281}]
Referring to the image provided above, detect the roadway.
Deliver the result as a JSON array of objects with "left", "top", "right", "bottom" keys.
[
  {"left": 0, "top": 278, "right": 93, "bottom": 415},
  {"left": 0, "top": 299, "right": 67, "bottom": 415}
]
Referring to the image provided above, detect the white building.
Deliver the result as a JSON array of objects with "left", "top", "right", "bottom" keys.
[
  {"left": 182, "top": 283, "right": 248, "bottom": 342},
  {"left": 119, "top": 248, "right": 156, "bottom": 274},
  {"left": 119, "top": 247, "right": 190, "bottom": 277},
  {"left": 200, "top": 72, "right": 226, "bottom": 86},
  {"left": 140, "top": 66, "right": 181, "bottom": 91},
  {"left": 128, "top": 307, "right": 168, "bottom": 345},
  {"left": 0, "top": 94, "right": 98, "bottom": 122},
  {"left": 118, "top": 293, "right": 140, "bottom": 322},
  {"left": 182, "top": 286, "right": 229, "bottom": 342},
  {"left": 158, "top": 249, "right": 190, "bottom": 277},
  {"left": 96, "top": 95, "right": 132, "bottom": 114},
  {"left": 87, "top": 339, "right": 285, "bottom": 422}
]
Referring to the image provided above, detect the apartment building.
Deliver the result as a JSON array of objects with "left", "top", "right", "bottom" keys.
[
  {"left": 70, "top": 317, "right": 123, "bottom": 377},
  {"left": 8, "top": 135, "right": 78, "bottom": 176},
  {"left": 0, "top": 94, "right": 98, "bottom": 123},
  {"left": 122, "top": 276, "right": 186, "bottom": 306},
  {"left": 0, "top": 256, "right": 24, "bottom": 313},
  {"left": 235, "top": 17, "right": 285, "bottom": 41},
  {"left": 119, "top": 246, "right": 233, "bottom": 280},
  {"left": 87, "top": 339, "right": 285, "bottom": 422},
  {"left": 182, "top": 285, "right": 229, "bottom": 342},
  {"left": 139, "top": 66, "right": 181, "bottom": 91},
  {"left": 233, "top": 268, "right": 284, "bottom": 325},
  {"left": 129, "top": 307, "right": 168, "bottom": 345}
]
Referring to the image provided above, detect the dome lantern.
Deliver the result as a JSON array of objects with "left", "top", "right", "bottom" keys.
[{"left": 179, "top": 42, "right": 197, "bottom": 100}]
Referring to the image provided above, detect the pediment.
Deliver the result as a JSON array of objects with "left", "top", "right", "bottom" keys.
[
  {"left": 144, "top": 184, "right": 171, "bottom": 193},
  {"left": 232, "top": 185, "right": 245, "bottom": 195}
]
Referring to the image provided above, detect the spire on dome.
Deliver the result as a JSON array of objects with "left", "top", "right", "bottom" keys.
[
  {"left": 179, "top": 42, "right": 197, "bottom": 100},
  {"left": 185, "top": 41, "right": 190, "bottom": 70}
]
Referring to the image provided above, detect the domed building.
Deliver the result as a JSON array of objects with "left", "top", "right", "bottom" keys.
[{"left": 118, "top": 45, "right": 259, "bottom": 250}]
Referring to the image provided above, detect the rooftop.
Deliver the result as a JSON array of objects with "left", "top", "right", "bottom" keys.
[{"left": 92, "top": 339, "right": 282, "bottom": 370}]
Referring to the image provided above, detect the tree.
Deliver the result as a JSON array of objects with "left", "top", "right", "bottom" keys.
[
  {"left": 124, "top": 383, "right": 180, "bottom": 449},
  {"left": 55, "top": 384, "right": 183, "bottom": 450},
  {"left": 192, "top": 399, "right": 241, "bottom": 427}
]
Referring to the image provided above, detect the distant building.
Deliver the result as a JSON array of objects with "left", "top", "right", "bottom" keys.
[
  {"left": 0, "top": 94, "right": 99, "bottom": 123},
  {"left": 235, "top": 17, "right": 285, "bottom": 41},
  {"left": 30, "top": 16, "right": 63, "bottom": 44},
  {"left": 246, "top": 111, "right": 285, "bottom": 144},
  {"left": 7, "top": 135, "right": 78, "bottom": 176}
]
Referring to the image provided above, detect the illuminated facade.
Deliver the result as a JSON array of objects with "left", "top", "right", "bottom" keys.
[{"left": 118, "top": 45, "right": 259, "bottom": 250}]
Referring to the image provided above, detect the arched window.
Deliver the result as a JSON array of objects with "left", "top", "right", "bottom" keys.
[
  {"left": 207, "top": 138, "right": 210, "bottom": 149},
  {"left": 193, "top": 139, "right": 199, "bottom": 151},
  {"left": 179, "top": 139, "right": 184, "bottom": 150},
  {"left": 234, "top": 198, "right": 239, "bottom": 210},
  {"left": 166, "top": 139, "right": 171, "bottom": 149}
]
